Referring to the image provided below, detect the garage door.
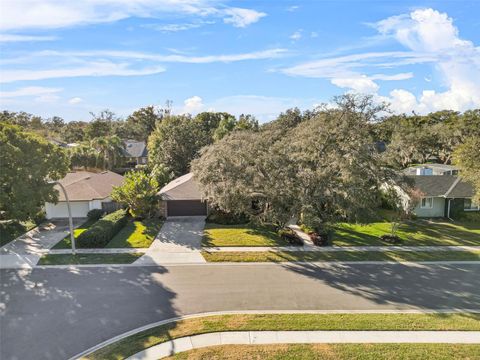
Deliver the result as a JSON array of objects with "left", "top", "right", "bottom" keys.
[
  {"left": 167, "top": 200, "right": 207, "bottom": 216},
  {"left": 46, "top": 201, "right": 90, "bottom": 218}
]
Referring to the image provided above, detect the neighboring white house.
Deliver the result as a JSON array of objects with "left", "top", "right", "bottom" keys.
[
  {"left": 45, "top": 170, "right": 124, "bottom": 219},
  {"left": 388, "top": 163, "right": 478, "bottom": 218},
  {"left": 403, "top": 163, "right": 459, "bottom": 176}
]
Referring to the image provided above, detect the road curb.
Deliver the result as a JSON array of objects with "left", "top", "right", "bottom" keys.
[
  {"left": 70, "top": 309, "right": 480, "bottom": 360},
  {"left": 128, "top": 330, "right": 480, "bottom": 359},
  {"left": 32, "top": 260, "right": 480, "bottom": 270}
]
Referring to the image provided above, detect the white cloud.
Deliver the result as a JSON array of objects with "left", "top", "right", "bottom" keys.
[
  {"left": 182, "top": 95, "right": 205, "bottom": 114},
  {"left": 0, "top": 86, "right": 62, "bottom": 105},
  {"left": 0, "top": 34, "right": 57, "bottom": 42},
  {"left": 223, "top": 7, "right": 266, "bottom": 27},
  {"left": 375, "top": 8, "right": 480, "bottom": 113},
  {"left": 331, "top": 76, "right": 379, "bottom": 93},
  {"left": 287, "top": 5, "right": 300, "bottom": 12},
  {"left": 0, "top": 1, "right": 266, "bottom": 31},
  {"left": 282, "top": 8, "right": 480, "bottom": 113},
  {"left": 144, "top": 20, "right": 214, "bottom": 32},
  {"left": 68, "top": 97, "right": 83, "bottom": 104},
  {"left": 1, "top": 61, "right": 165, "bottom": 83},
  {"left": 289, "top": 30, "right": 302, "bottom": 41},
  {"left": 310, "top": 31, "right": 318, "bottom": 38}
]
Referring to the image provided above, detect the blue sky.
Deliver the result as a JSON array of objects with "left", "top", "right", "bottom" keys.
[{"left": 1, "top": 0, "right": 479, "bottom": 122}]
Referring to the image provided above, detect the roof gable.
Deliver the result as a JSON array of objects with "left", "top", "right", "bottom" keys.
[
  {"left": 409, "top": 175, "right": 474, "bottom": 198},
  {"left": 158, "top": 173, "right": 202, "bottom": 200}
]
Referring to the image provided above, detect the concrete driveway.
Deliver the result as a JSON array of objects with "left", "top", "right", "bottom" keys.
[
  {"left": 134, "top": 216, "right": 206, "bottom": 265},
  {"left": 0, "top": 219, "right": 85, "bottom": 269}
]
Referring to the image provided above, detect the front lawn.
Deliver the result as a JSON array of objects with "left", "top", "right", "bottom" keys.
[
  {"left": 53, "top": 218, "right": 163, "bottom": 249},
  {"left": 203, "top": 223, "right": 289, "bottom": 247},
  {"left": 106, "top": 218, "right": 163, "bottom": 248},
  {"left": 84, "top": 313, "right": 480, "bottom": 360},
  {"left": 0, "top": 220, "right": 36, "bottom": 247},
  {"left": 334, "top": 218, "right": 480, "bottom": 246},
  {"left": 201, "top": 250, "right": 480, "bottom": 262},
  {"left": 168, "top": 344, "right": 480, "bottom": 360},
  {"left": 38, "top": 253, "right": 143, "bottom": 265}
]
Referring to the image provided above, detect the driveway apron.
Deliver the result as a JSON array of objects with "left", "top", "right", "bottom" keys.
[{"left": 134, "top": 216, "right": 206, "bottom": 265}]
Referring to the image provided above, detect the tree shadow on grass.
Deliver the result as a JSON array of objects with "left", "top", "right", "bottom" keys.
[{"left": 1, "top": 265, "right": 180, "bottom": 360}]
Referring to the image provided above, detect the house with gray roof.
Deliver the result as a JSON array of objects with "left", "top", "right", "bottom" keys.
[
  {"left": 404, "top": 163, "right": 459, "bottom": 176},
  {"left": 123, "top": 140, "right": 148, "bottom": 166},
  {"left": 45, "top": 170, "right": 124, "bottom": 219},
  {"left": 408, "top": 175, "right": 478, "bottom": 218},
  {"left": 157, "top": 173, "right": 207, "bottom": 217}
]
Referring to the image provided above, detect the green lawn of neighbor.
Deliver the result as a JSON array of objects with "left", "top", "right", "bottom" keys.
[
  {"left": 202, "top": 223, "right": 289, "bottom": 247},
  {"left": 53, "top": 218, "right": 163, "bottom": 249},
  {"left": 0, "top": 220, "right": 36, "bottom": 247},
  {"left": 333, "top": 217, "right": 480, "bottom": 247},
  {"left": 106, "top": 218, "right": 163, "bottom": 248},
  {"left": 201, "top": 250, "right": 480, "bottom": 263},
  {"left": 167, "top": 343, "right": 480, "bottom": 360},
  {"left": 84, "top": 313, "right": 480, "bottom": 360},
  {"left": 38, "top": 253, "right": 143, "bottom": 265}
]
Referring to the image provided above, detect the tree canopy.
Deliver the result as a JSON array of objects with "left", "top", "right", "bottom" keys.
[
  {"left": 0, "top": 123, "right": 69, "bottom": 221},
  {"left": 192, "top": 94, "right": 400, "bottom": 228}
]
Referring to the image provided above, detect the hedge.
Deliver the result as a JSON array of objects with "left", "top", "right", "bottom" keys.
[{"left": 77, "top": 209, "right": 128, "bottom": 247}]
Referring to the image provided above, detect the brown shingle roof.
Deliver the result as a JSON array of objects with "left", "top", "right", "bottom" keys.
[
  {"left": 55, "top": 171, "right": 124, "bottom": 201},
  {"left": 158, "top": 173, "right": 203, "bottom": 200}
]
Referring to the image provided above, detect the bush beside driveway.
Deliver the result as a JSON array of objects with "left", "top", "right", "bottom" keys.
[{"left": 53, "top": 217, "right": 163, "bottom": 249}]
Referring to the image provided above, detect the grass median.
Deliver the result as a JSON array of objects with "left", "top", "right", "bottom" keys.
[
  {"left": 201, "top": 250, "right": 480, "bottom": 262},
  {"left": 166, "top": 343, "right": 480, "bottom": 360},
  {"left": 83, "top": 313, "right": 480, "bottom": 360},
  {"left": 38, "top": 253, "right": 143, "bottom": 265}
]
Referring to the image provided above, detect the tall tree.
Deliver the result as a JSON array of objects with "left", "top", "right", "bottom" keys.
[
  {"left": 111, "top": 171, "right": 159, "bottom": 219},
  {"left": 126, "top": 105, "right": 165, "bottom": 141},
  {"left": 148, "top": 115, "right": 211, "bottom": 176},
  {"left": 192, "top": 94, "right": 396, "bottom": 227},
  {"left": 453, "top": 137, "right": 480, "bottom": 203},
  {"left": 85, "top": 110, "right": 116, "bottom": 139},
  {"left": 0, "top": 123, "right": 69, "bottom": 221}
]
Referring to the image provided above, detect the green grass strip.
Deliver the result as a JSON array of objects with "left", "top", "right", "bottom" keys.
[
  {"left": 201, "top": 250, "right": 480, "bottom": 263},
  {"left": 38, "top": 253, "right": 143, "bottom": 265},
  {"left": 167, "top": 343, "right": 480, "bottom": 360},
  {"left": 84, "top": 313, "right": 480, "bottom": 360}
]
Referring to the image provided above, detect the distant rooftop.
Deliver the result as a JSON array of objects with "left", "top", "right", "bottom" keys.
[{"left": 123, "top": 140, "right": 147, "bottom": 158}]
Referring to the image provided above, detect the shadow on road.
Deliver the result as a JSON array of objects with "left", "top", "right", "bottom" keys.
[
  {"left": 0, "top": 266, "right": 180, "bottom": 360},
  {"left": 280, "top": 261, "right": 480, "bottom": 311}
]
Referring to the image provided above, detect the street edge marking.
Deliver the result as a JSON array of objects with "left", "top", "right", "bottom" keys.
[
  {"left": 70, "top": 309, "right": 480, "bottom": 360},
  {"left": 32, "top": 260, "right": 480, "bottom": 270}
]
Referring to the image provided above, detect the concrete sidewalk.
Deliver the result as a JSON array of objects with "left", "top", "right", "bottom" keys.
[
  {"left": 203, "top": 245, "right": 480, "bottom": 252},
  {"left": 128, "top": 330, "right": 480, "bottom": 359},
  {"left": 0, "top": 219, "right": 85, "bottom": 269}
]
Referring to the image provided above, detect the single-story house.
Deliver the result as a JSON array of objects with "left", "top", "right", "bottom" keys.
[
  {"left": 45, "top": 170, "right": 124, "bottom": 219},
  {"left": 407, "top": 175, "right": 478, "bottom": 218},
  {"left": 158, "top": 173, "right": 208, "bottom": 217},
  {"left": 123, "top": 140, "right": 148, "bottom": 166}
]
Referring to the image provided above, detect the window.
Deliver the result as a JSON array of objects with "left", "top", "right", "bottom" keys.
[
  {"left": 464, "top": 199, "right": 480, "bottom": 211},
  {"left": 420, "top": 197, "right": 433, "bottom": 209}
]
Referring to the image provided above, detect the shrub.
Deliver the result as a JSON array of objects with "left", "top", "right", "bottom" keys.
[
  {"left": 77, "top": 209, "right": 128, "bottom": 247},
  {"left": 310, "top": 229, "right": 333, "bottom": 246},
  {"left": 206, "top": 208, "right": 248, "bottom": 225},
  {"left": 87, "top": 209, "right": 104, "bottom": 221},
  {"left": 278, "top": 228, "right": 303, "bottom": 246}
]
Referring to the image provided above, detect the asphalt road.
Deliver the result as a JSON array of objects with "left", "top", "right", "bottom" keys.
[{"left": 1, "top": 263, "right": 479, "bottom": 360}]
